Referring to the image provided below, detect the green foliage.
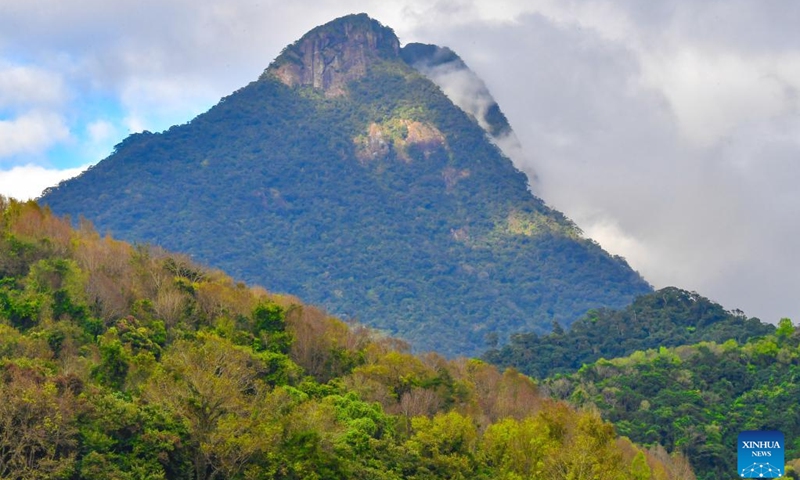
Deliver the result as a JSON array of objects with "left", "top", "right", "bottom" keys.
[
  {"left": 252, "top": 302, "right": 293, "bottom": 353},
  {"left": 0, "top": 196, "right": 684, "bottom": 480},
  {"left": 405, "top": 411, "right": 479, "bottom": 478},
  {"left": 0, "top": 283, "right": 45, "bottom": 330},
  {"left": 777, "top": 317, "right": 795, "bottom": 339},
  {"left": 78, "top": 391, "right": 192, "bottom": 479},
  {"left": 484, "top": 287, "right": 774, "bottom": 378},
  {"left": 480, "top": 416, "right": 554, "bottom": 478},
  {"left": 547, "top": 323, "right": 800, "bottom": 480},
  {"left": 93, "top": 329, "right": 129, "bottom": 390},
  {"left": 631, "top": 451, "right": 651, "bottom": 480},
  {"left": 40, "top": 16, "right": 650, "bottom": 357},
  {"left": 0, "top": 371, "right": 80, "bottom": 479}
]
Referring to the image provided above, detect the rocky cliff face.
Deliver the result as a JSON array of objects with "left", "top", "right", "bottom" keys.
[{"left": 264, "top": 13, "right": 400, "bottom": 97}]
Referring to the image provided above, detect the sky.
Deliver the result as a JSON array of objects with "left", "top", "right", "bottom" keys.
[{"left": 1, "top": 0, "right": 798, "bottom": 324}]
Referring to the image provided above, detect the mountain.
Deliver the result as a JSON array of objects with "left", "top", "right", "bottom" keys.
[
  {"left": 40, "top": 13, "right": 651, "bottom": 356},
  {"left": 544, "top": 319, "right": 800, "bottom": 480},
  {"left": 483, "top": 287, "right": 775, "bottom": 378},
  {"left": 0, "top": 197, "right": 694, "bottom": 479},
  {"left": 399, "top": 42, "right": 514, "bottom": 139}
]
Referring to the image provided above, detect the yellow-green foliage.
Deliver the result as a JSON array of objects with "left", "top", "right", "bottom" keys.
[
  {"left": 501, "top": 209, "right": 582, "bottom": 239},
  {"left": 0, "top": 197, "right": 690, "bottom": 479}
]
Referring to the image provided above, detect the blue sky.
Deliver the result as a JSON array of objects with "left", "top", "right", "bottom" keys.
[{"left": 2, "top": 0, "right": 799, "bottom": 324}]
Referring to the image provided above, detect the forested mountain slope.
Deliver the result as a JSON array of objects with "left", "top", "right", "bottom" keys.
[
  {"left": 0, "top": 197, "right": 691, "bottom": 479},
  {"left": 545, "top": 323, "right": 800, "bottom": 480},
  {"left": 483, "top": 287, "right": 774, "bottom": 378},
  {"left": 40, "top": 14, "right": 650, "bottom": 356}
]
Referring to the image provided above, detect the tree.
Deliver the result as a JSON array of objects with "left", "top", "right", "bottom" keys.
[
  {"left": 0, "top": 367, "right": 79, "bottom": 479},
  {"left": 480, "top": 417, "right": 555, "bottom": 478},
  {"left": 545, "top": 412, "right": 625, "bottom": 480},
  {"left": 144, "top": 333, "right": 281, "bottom": 480},
  {"left": 92, "top": 329, "right": 129, "bottom": 390},
  {"left": 630, "top": 451, "right": 652, "bottom": 480},
  {"left": 405, "top": 411, "right": 478, "bottom": 478},
  {"left": 776, "top": 317, "right": 795, "bottom": 340}
]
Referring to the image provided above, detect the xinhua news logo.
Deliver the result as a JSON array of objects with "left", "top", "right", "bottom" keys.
[{"left": 738, "top": 430, "right": 784, "bottom": 478}]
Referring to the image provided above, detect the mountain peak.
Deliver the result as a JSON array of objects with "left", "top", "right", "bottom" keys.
[
  {"left": 42, "top": 14, "right": 651, "bottom": 356},
  {"left": 263, "top": 13, "right": 400, "bottom": 97}
]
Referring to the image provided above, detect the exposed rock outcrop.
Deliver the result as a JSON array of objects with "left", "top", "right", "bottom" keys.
[
  {"left": 354, "top": 120, "right": 447, "bottom": 163},
  {"left": 264, "top": 13, "right": 400, "bottom": 97}
]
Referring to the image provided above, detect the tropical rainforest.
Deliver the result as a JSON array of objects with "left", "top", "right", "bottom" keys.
[
  {"left": 483, "top": 287, "right": 775, "bottom": 379},
  {"left": 39, "top": 14, "right": 651, "bottom": 357},
  {"left": 16, "top": 13, "right": 798, "bottom": 480},
  {"left": 0, "top": 197, "right": 693, "bottom": 479},
  {"left": 481, "top": 287, "right": 800, "bottom": 479},
  {"left": 543, "top": 323, "right": 800, "bottom": 479}
]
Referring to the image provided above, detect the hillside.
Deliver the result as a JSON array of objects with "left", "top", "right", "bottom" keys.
[
  {"left": 544, "top": 323, "right": 800, "bottom": 480},
  {"left": 0, "top": 197, "right": 692, "bottom": 479},
  {"left": 39, "top": 14, "right": 651, "bottom": 356},
  {"left": 483, "top": 287, "right": 774, "bottom": 378}
]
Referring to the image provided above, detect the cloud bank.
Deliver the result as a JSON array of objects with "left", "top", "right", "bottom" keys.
[
  {"left": 0, "top": 0, "right": 797, "bottom": 323},
  {"left": 410, "top": 3, "right": 800, "bottom": 322},
  {"left": 0, "top": 164, "right": 90, "bottom": 201}
]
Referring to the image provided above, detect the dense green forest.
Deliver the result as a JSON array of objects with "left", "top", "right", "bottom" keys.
[
  {"left": 483, "top": 287, "right": 774, "bottom": 378},
  {"left": 40, "top": 14, "right": 650, "bottom": 357},
  {"left": 0, "top": 197, "right": 692, "bottom": 479},
  {"left": 544, "top": 324, "right": 800, "bottom": 480}
]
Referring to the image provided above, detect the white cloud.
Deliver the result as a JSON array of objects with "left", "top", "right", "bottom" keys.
[
  {"left": 417, "top": 61, "right": 496, "bottom": 131},
  {"left": 409, "top": 6, "right": 800, "bottom": 322},
  {"left": 118, "top": 75, "right": 219, "bottom": 133},
  {"left": 0, "top": 63, "right": 72, "bottom": 161},
  {"left": 0, "top": 163, "right": 89, "bottom": 201},
  {"left": 580, "top": 215, "right": 653, "bottom": 276},
  {"left": 640, "top": 49, "right": 800, "bottom": 146},
  {"left": 0, "top": 111, "right": 70, "bottom": 158},
  {"left": 87, "top": 119, "right": 115, "bottom": 144},
  {"left": 0, "top": 63, "right": 67, "bottom": 110},
  {"left": 83, "top": 118, "right": 121, "bottom": 162}
]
